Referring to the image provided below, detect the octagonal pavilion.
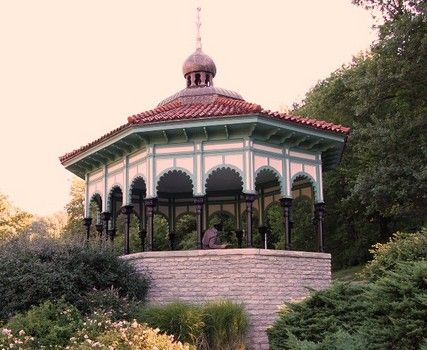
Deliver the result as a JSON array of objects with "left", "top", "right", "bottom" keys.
[{"left": 60, "top": 15, "right": 349, "bottom": 254}]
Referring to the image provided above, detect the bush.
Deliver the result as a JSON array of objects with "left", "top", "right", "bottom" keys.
[
  {"left": 81, "top": 287, "right": 141, "bottom": 321},
  {"left": 202, "top": 300, "right": 248, "bottom": 350},
  {"left": 267, "top": 283, "right": 368, "bottom": 348},
  {"left": 0, "top": 236, "right": 149, "bottom": 320},
  {"left": 361, "top": 261, "right": 427, "bottom": 349},
  {"left": 5, "top": 299, "right": 83, "bottom": 348},
  {"left": 362, "top": 227, "right": 427, "bottom": 281},
  {"left": 268, "top": 261, "right": 427, "bottom": 350},
  {"left": 69, "top": 313, "right": 194, "bottom": 350},
  {"left": 135, "top": 301, "right": 205, "bottom": 345}
]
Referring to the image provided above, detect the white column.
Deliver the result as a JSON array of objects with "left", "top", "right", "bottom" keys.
[
  {"left": 282, "top": 147, "right": 292, "bottom": 197},
  {"left": 316, "top": 153, "right": 324, "bottom": 203},
  {"left": 195, "top": 141, "right": 204, "bottom": 196},
  {"left": 243, "top": 139, "right": 255, "bottom": 193},
  {"left": 147, "top": 145, "right": 155, "bottom": 198},
  {"left": 123, "top": 156, "right": 129, "bottom": 205},
  {"left": 102, "top": 164, "right": 108, "bottom": 211},
  {"left": 84, "top": 173, "right": 90, "bottom": 217}
]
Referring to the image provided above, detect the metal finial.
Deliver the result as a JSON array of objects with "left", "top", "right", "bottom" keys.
[{"left": 196, "top": 7, "right": 202, "bottom": 51}]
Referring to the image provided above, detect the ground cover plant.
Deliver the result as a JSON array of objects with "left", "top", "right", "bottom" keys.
[{"left": 0, "top": 307, "right": 193, "bottom": 350}]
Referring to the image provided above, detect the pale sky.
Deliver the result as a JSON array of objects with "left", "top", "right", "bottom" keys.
[{"left": 0, "top": 1, "right": 377, "bottom": 216}]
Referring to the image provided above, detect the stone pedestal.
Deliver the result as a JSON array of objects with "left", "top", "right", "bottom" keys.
[{"left": 122, "top": 248, "right": 331, "bottom": 349}]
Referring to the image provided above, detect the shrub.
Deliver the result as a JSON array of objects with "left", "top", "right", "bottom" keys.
[
  {"left": 267, "top": 283, "right": 368, "bottom": 349},
  {"left": 69, "top": 313, "right": 194, "bottom": 350},
  {"left": 362, "top": 227, "right": 427, "bottom": 281},
  {"left": 5, "top": 299, "right": 83, "bottom": 348},
  {"left": 360, "top": 261, "right": 427, "bottom": 349},
  {"left": 202, "top": 300, "right": 249, "bottom": 350},
  {"left": 135, "top": 301, "right": 205, "bottom": 345},
  {"left": 0, "top": 236, "right": 149, "bottom": 320},
  {"left": 285, "top": 330, "right": 367, "bottom": 350},
  {"left": 268, "top": 261, "right": 427, "bottom": 350},
  {"left": 81, "top": 287, "right": 141, "bottom": 321}
]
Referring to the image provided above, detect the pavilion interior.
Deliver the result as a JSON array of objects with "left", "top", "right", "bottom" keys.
[{"left": 88, "top": 167, "right": 317, "bottom": 253}]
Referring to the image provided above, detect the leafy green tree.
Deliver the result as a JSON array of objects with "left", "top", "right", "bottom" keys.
[
  {"left": 62, "top": 177, "right": 85, "bottom": 238},
  {"left": 0, "top": 192, "right": 32, "bottom": 241},
  {"left": 293, "top": 0, "right": 427, "bottom": 267}
]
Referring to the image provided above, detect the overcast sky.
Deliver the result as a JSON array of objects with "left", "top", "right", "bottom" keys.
[{"left": 0, "top": 0, "right": 377, "bottom": 216}]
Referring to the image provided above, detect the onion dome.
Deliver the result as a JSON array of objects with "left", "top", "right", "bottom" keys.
[
  {"left": 182, "top": 7, "right": 217, "bottom": 88},
  {"left": 183, "top": 50, "right": 216, "bottom": 79}
]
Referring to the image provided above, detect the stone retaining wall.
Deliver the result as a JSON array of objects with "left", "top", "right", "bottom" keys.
[{"left": 122, "top": 249, "right": 331, "bottom": 349}]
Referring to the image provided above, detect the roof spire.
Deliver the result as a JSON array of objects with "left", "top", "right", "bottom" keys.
[{"left": 196, "top": 7, "right": 202, "bottom": 52}]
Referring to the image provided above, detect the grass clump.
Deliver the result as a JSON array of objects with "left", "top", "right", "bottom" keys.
[
  {"left": 202, "top": 300, "right": 248, "bottom": 350},
  {"left": 135, "top": 300, "right": 249, "bottom": 349},
  {"left": 136, "top": 301, "right": 205, "bottom": 345}
]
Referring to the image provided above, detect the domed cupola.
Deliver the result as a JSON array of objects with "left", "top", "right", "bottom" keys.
[{"left": 182, "top": 7, "right": 216, "bottom": 88}]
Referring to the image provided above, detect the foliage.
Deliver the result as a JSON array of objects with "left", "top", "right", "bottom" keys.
[
  {"left": 154, "top": 213, "right": 171, "bottom": 251},
  {"left": 69, "top": 313, "right": 194, "bottom": 350},
  {"left": 268, "top": 261, "right": 427, "bottom": 350},
  {"left": 1, "top": 311, "right": 193, "bottom": 350},
  {"left": 114, "top": 212, "right": 142, "bottom": 254},
  {"left": 81, "top": 287, "right": 141, "bottom": 321},
  {"left": 202, "top": 300, "right": 249, "bottom": 350},
  {"left": 135, "top": 301, "right": 205, "bottom": 345},
  {"left": 176, "top": 213, "right": 197, "bottom": 250},
  {"left": 209, "top": 211, "right": 238, "bottom": 247},
  {"left": 362, "top": 227, "right": 427, "bottom": 281},
  {"left": 267, "top": 283, "right": 368, "bottom": 348},
  {"left": 266, "top": 202, "right": 284, "bottom": 248},
  {"left": 62, "top": 177, "right": 86, "bottom": 238},
  {"left": 0, "top": 236, "right": 149, "bottom": 320},
  {"left": 6, "top": 299, "right": 83, "bottom": 348},
  {"left": 292, "top": 0, "right": 427, "bottom": 268},
  {"left": 134, "top": 300, "right": 249, "bottom": 349},
  {"left": 27, "top": 212, "right": 68, "bottom": 239},
  {"left": 361, "top": 261, "right": 427, "bottom": 349},
  {"left": 0, "top": 328, "right": 36, "bottom": 349},
  {"left": 290, "top": 196, "right": 316, "bottom": 251},
  {"left": 285, "top": 330, "right": 367, "bottom": 350},
  {"left": 0, "top": 192, "right": 32, "bottom": 241}
]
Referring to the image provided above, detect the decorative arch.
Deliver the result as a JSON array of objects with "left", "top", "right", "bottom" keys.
[
  {"left": 254, "top": 166, "right": 285, "bottom": 195},
  {"left": 156, "top": 167, "right": 195, "bottom": 196},
  {"left": 127, "top": 175, "right": 147, "bottom": 204},
  {"left": 175, "top": 211, "right": 196, "bottom": 223},
  {"left": 87, "top": 192, "right": 102, "bottom": 219},
  {"left": 290, "top": 172, "right": 319, "bottom": 202},
  {"left": 106, "top": 184, "right": 124, "bottom": 212},
  {"left": 204, "top": 165, "right": 246, "bottom": 193},
  {"left": 208, "top": 210, "right": 236, "bottom": 223}
]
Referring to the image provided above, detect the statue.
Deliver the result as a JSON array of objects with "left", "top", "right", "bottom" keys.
[{"left": 202, "top": 223, "right": 227, "bottom": 249}]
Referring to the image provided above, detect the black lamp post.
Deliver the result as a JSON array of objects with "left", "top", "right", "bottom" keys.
[{"left": 83, "top": 217, "right": 92, "bottom": 243}]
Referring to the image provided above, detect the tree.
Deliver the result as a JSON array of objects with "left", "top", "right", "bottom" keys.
[
  {"left": 62, "top": 177, "right": 85, "bottom": 238},
  {"left": 27, "top": 212, "right": 67, "bottom": 239},
  {"left": 0, "top": 193, "right": 32, "bottom": 241},
  {"left": 293, "top": 0, "right": 427, "bottom": 267}
]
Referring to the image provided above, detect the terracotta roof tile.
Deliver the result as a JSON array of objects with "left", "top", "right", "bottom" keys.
[{"left": 59, "top": 95, "right": 350, "bottom": 164}]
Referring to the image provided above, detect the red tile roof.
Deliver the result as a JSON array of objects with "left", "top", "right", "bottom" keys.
[{"left": 59, "top": 96, "right": 350, "bottom": 164}]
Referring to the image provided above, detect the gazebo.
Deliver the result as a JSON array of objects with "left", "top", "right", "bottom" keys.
[{"left": 59, "top": 12, "right": 349, "bottom": 255}]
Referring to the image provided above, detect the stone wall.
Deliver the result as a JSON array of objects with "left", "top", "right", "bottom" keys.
[{"left": 122, "top": 248, "right": 331, "bottom": 350}]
